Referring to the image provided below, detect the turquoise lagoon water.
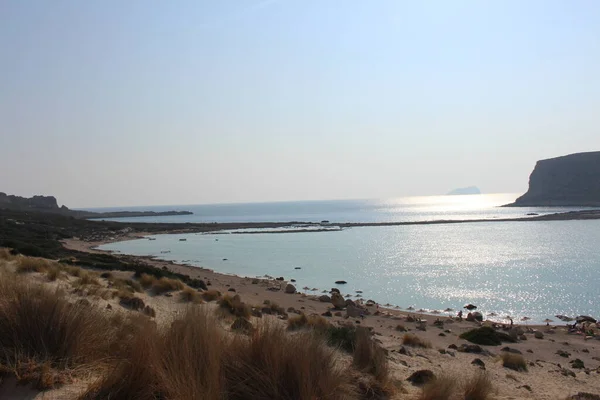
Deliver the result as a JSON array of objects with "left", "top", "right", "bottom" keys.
[{"left": 99, "top": 218, "right": 600, "bottom": 324}]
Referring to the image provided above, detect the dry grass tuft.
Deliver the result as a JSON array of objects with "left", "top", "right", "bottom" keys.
[
  {"left": 353, "top": 327, "right": 390, "bottom": 386},
  {"left": 138, "top": 273, "right": 156, "bottom": 289},
  {"left": 0, "top": 271, "right": 120, "bottom": 390},
  {"left": 180, "top": 287, "right": 203, "bottom": 303},
  {"left": 287, "top": 313, "right": 331, "bottom": 331},
  {"left": 83, "top": 309, "right": 358, "bottom": 400},
  {"left": 201, "top": 289, "right": 221, "bottom": 302},
  {"left": 419, "top": 375, "right": 456, "bottom": 400},
  {"left": 218, "top": 295, "right": 251, "bottom": 319},
  {"left": 151, "top": 277, "right": 185, "bottom": 295},
  {"left": 46, "top": 265, "right": 62, "bottom": 281},
  {"left": 402, "top": 333, "right": 431, "bottom": 348},
  {"left": 76, "top": 271, "right": 100, "bottom": 287},
  {"left": 464, "top": 372, "right": 493, "bottom": 400},
  {"left": 501, "top": 352, "right": 528, "bottom": 371},
  {"left": 16, "top": 256, "right": 52, "bottom": 273},
  {"left": 226, "top": 323, "right": 356, "bottom": 400}
]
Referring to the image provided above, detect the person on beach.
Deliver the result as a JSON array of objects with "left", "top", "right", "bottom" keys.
[{"left": 457, "top": 310, "right": 463, "bottom": 320}]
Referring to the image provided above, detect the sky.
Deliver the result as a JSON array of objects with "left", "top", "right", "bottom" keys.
[{"left": 1, "top": 1, "right": 599, "bottom": 208}]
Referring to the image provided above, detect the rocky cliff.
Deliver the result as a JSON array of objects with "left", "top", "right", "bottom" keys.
[
  {"left": 0, "top": 192, "right": 61, "bottom": 211},
  {"left": 507, "top": 152, "right": 600, "bottom": 207},
  {"left": 0, "top": 192, "right": 193, "bottom": 218}
]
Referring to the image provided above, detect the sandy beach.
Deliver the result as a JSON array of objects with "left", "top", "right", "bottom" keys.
[{"left": 54, "top": 235, "right": 600, "bottom": 400}]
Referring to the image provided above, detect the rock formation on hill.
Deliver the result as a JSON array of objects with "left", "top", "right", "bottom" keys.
[
  {"left": 0, "top": 192, "right": 192, "bottom": 218},
  {"left": 507, "top": 152, "right": 600, "bottom": 207},
  {"left": 0, "top": 192, "right": 63, "bottom": 211}
]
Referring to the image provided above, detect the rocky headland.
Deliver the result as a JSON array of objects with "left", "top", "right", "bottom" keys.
[
  {"left": 506, "top": 152, "right": 600, "bottom": 207},
  {"left": 0, "top": 192, "right": 192, "bottom": 219}
]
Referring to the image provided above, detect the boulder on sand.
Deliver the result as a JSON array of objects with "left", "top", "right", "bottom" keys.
[
  {"left": 319, "top": 295, "right": 331, "bottom": 302},
  {"left": 285, "top": 284, "right": 296, "bottom": 294},
  {"left": 331, "top": 292, "right": 346, "bottom": 309},
  {"left": 346, "top": 305, "right": 364, "bottom": 318}
]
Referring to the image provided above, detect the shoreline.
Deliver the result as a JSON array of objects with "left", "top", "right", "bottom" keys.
[
  {"left": 62, "top": 234, "right": 577, "bottom": 328},
  {"left": 58, "top": 236, "right": 600, "bottom": 399}
]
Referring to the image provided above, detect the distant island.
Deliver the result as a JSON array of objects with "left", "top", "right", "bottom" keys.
[
  {"left": 447, "top": 186, "right": 481, "bottom": 195},
  {"left": 0, "top": 192, "right": 192, "bottom": 219},
  {"left": 505, "top": 151, "right": 600, "bottom": 207}
]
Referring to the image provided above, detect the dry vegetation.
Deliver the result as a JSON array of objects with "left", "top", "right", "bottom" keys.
[
  {"left": 402, "top": 333, "right": 432, "bottom": 348},
  {"left": 501, "top": 352, "right": 528, "bottom": 372},
  {"left": 0, "top": 271, "right": 124, "bottom": 389},
  {"left": 464, "top": 372, "right": 493, "bottom": 400},
  {"left": 218, "top": 294, "right": 251, "bottom": 319},
  {"left": 180, "top": 287, "right": 203, "bottom": 303},
  {"left": 83, "top": 309, "right": 360, "bottom": 400},
  {"left": 287, "top": 313, "right": 329, "bottom": 331},
  {"left": 419, "top": 373, "right": 492, "bottom": 400},
  {"left": 201, "top": 289, "right": 221, "bottom": 302},
  {"left": 138, "top": 273, "right": 184, "bottom": 294},
  {"left": 0, "top": 252, "right": 398, "bottom": 399},
  {"left": 419, "top": 375, "right": 456, "bottom": 400}
]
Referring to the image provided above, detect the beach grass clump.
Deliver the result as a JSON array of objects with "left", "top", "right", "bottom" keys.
[
  {"left": 226, "top": 323, "right": 356, "bottom": 400},
  {"left": 419, "top": 375, "right": 456, "bottom": 400},
  {"left": 287, "top": 313, "right": 331, "bottom": 331},
  {"left": 138, "top": 273, "right": 156, "bottom": 289},
  {"left": 64, "top": 265, "right": 84, "bottom": 277},
  {"left": 402, "top": 333, "right": 432, "bottom": 348},
  {"left": 0, "top": 271, "right": 119, "bottom": 390},
  {"left": 180, "top": 287, "right": 203, "bottom": 303},
  {"left": 16, "top": 256, "right": 52, "bottom": 273},
  {"left": 201, "top": 289, "right": 221, "bottom": 302},
  {"left": 82, "top": 309, "right": 358, "bottom": 400},
  {"left": 353, "top": 327, "right": 390, "bottom": 384},
  {"left": 218, "top": 295, "right": 251, "bottom": 319},
  {"left": 151, "top": 277, "right": 185, "bottom": 295},
  {"left": 501, "top": 352, "right": 528, "bottom": 372},
  {"left": 268, "top": 301, "right": 286, "bottom": 316},
  {"left": 460, "top": 326, "right": 515, "bottom": 346},
  {"left": 463, "top": 372, "right": 493, "bottom": 400},
  {"left": 76, "top": 271, "right": 100, "bottom": 287},
  {"left": 46, "top": 264, "right": 62, "bottom": 281}
]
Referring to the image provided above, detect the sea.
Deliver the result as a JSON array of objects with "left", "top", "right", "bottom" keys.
[{"left": 94, "top": 194, "right": 600, "bottom": 324}]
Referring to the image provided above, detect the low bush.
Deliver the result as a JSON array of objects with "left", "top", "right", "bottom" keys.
[
  {"left": 501, "top": 352, "right": 527, "bottom": 371},
  {"left": 288, "top": 313, "right": 331, "bottom": 331},
  {"left": 180, "top": 287, "right": 203, "bottom": 303},
  {"left": 325, "top": 324, "right": 357, "bottom": 353},
  {"left": 138, "top": 273, "right": 156, "bottom": 289},
  {"left": 460, "top": 326, "right": 515, "bottom": 346},
  {"left": 152, "top": 277, "right": 184, "bottom": 294},
  {"left": 218, "top": 295, "right": 251, "bottom": 319},
  {"left": 201, "top": 289, "right": 221, "bottom": 302},
  {"left": 402, "top": 333, "right": 431, "bottom": 348}
]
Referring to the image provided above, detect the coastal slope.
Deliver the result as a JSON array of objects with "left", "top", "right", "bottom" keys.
[
  {"left": 0, "top": 192, "right": 192, "bottom": 219},
  {"left": 507, "top": 151, "right": 600, "bottom": 207}
]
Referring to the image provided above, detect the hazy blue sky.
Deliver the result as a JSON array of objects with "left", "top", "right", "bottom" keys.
[{"left": 1, "top": 1, "right": 599, "bottom": 207}]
